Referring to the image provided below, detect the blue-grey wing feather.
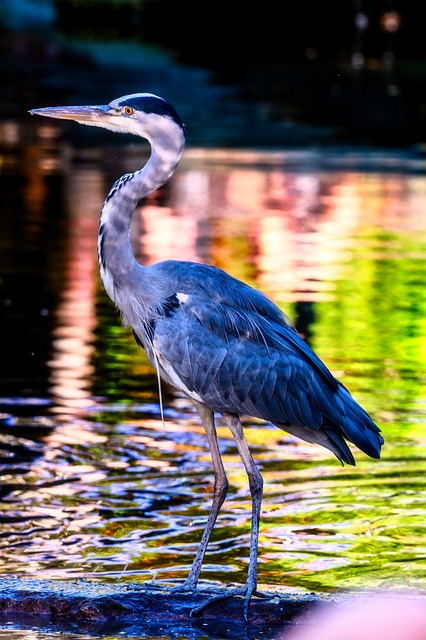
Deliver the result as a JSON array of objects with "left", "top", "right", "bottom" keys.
[{"left": 142, "top": 261, "right": 383, "bottom": 465}]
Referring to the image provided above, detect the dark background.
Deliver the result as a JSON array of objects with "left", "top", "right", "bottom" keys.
[{"left": 1, "top": 0, "right": 425, "bottom": 146}]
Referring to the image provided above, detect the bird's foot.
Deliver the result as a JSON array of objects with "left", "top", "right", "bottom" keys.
[
  {"left": 140, "top": 576, "right": 179, "bottom": 592},
  {"left": 141, "top": 578, "right": 196, "bottom": 594},
  {"left": 168, "top": 580, "right": 197, "bottom": 594},
  {"left": 189, "top": 583, "right": 267, "bottom": 622},
  {"left": 137, "top": 579, "right": 270, "bottom": 621}
]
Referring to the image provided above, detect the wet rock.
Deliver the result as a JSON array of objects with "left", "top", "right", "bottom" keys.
[{"left": 0, "top": 577, "right": 329, "bottom": 638}]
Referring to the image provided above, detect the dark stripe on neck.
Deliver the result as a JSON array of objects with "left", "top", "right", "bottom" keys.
[
  {"left": 105, "top": 173, "right": 134, "bottom": 204},
  {"left": 98, "top": 222, "right": 106, "bottom": 269}
]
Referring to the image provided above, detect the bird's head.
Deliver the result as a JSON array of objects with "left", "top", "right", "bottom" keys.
[{"left": 29, "top": 93, "right": 186, "bottom": 147}]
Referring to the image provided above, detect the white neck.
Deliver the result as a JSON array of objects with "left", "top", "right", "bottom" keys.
[{"left": 97, "top": 126, "right": 185, "bottom": 316}]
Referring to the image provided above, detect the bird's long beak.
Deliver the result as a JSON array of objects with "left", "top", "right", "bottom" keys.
[{"left": 29, "top": 104, "right": 111, "bottom": 125}]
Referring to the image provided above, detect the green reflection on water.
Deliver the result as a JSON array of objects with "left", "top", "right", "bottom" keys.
[
  {"left": 259, "top": 229, "right": 426, "bottom": 592},
  {"left": 312, "top": 229, "right": 426, "bottom": 414},
  {"left": 83, "top": 224, "right": 426, "bottom": 594}
]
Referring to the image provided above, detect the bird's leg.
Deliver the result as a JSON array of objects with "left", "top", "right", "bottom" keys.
[
  {"left": 185, "top": 411, "right": 275, "bottom": 622},
  {"left": 178, "top": 401, "right": 229, "bottom": 590},
  {"left": 189, "top": 412, "right": 265, "bottom": 621},
  {"left": 222, "top": 412, "right": 264, "bottom": 618}
]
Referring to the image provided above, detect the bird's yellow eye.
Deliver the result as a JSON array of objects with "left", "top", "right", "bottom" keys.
[{"left": 124, "top": 106, "right": 134, "bottom": 116}]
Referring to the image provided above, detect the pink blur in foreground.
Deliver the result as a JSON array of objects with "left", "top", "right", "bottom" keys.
[{"left": 282, "top": 595, "right": 426, "bottom": 640}]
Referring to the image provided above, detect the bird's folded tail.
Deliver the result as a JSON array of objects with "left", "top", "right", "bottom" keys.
[
  {"left": 280, "top": 421, "right": 356, "bottom": 466},
  {"left": 334, "top": 383, "right": 384, "bottom": 460},
  {"left": 277, "top": 384, "right": 383, "bottom": 467}
]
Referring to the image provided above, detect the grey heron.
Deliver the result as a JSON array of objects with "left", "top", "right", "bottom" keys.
[{"left": 30, "top": 94, "right": 384, "bottom": 618}]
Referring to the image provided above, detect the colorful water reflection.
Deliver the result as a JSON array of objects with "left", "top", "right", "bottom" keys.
[{"left": 1, "top": 127, "right": 426, "bottom": 598}]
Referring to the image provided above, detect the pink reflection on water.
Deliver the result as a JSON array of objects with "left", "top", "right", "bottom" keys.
[
  {"left": 48, "top": 168, "right": 101, "bottom": 418},
  {"left": 132, "top": 203, "right": 201, "bottom": 263}
]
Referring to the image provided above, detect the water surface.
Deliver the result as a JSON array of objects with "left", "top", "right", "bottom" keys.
[{"left": 1, "top": 124, "right": 426, "bottom": 636}]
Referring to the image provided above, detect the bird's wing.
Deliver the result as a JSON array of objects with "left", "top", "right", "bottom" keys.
[
  {"left": 154, "top": 260, "right": 338, "bottom": 390},
  {"left": 148, "top": 289, "right": 343, "bottom": 430},
  {"left": 135, "top": 263, "right": 382, "bottom": 464}
]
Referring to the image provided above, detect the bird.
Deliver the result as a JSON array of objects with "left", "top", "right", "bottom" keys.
[{"left": 30, "top": 93, "right": 384, "bottom": 618}]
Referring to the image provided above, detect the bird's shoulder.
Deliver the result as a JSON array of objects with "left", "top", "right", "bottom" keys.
[{"left": 152, "top": 259, "right": 289, "bottom": 325}]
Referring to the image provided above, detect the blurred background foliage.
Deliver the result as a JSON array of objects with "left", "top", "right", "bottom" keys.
[{"left": 1, "top": 0, "right": 426, "bottom": 146}]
